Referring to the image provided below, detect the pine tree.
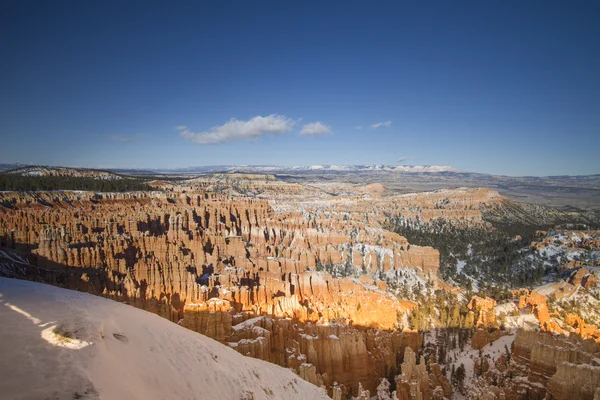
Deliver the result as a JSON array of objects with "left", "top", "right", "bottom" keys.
[
  {"left": 505, "top": 344, "right": 511, "bottom": 364},
  {"left": 451, "top": 304, "right": 461, "bottom": 328},
  {"left": 455, "top": 364, "right": 466, "bottom": 394},
  {"left": 450, "top": 364, "right": 456, "bottom": 387}
]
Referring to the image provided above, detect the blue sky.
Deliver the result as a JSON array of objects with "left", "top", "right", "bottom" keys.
[{"left": 1, "top": 1, "right": 599, "bottom": 176}]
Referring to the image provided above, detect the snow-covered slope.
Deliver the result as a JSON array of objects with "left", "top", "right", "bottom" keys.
[{"left": 0, "top": 278, "right": 329, "bottom": 400}]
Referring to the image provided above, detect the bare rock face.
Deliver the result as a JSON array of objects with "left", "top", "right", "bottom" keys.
[
  {"left": 357, "top": 382, "right": 370, "bottom": 399},
  {"left": 181, "top": 299, "right": 233, "bottom": 341},
  {"left": 494, "top": 352, "right": 508, "bottom": 373},
  {"left": 546, "top": 362, "right": 600, "bottom": 400},
  {"left": 471, "top": 329, "right": 506, "bottom": 350},
  {"left": 510, "top": 330, "right": 600, "bottom": 399},
  {"left": 583, "top": 272, "right": 599, "bottom": 289},
  {"left": 568, "top": 267, "right": 592, "bottom": 287},
  {"left": 474, "top": 357, "right": 490, "bottom": 376},
  {"left": 331, "top": 384, "right": 344, "bottom": 400},
  {"left": 564, "top": 266, "right": 599, "bottom": 290}
]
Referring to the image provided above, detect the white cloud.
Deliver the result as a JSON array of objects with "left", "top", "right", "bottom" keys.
[
  {"left": 180, "top": 115, "right": 294, "bottom": 145},
  {"left": 299, "top": 121, "right": 333, "bottom": 136},
  {"left": 371, "top": 121, "right": 392, "bottom": 129},
  {"left": 355, "top": 126, "right": 363, "bottom": 130}
]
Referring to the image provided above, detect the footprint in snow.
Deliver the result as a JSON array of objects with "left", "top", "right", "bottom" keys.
[{"left": 113, "top": 333, "right": 128, "bottom": 343}]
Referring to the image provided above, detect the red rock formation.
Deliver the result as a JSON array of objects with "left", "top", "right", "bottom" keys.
[
  {"left": 468, "top": 328, "right": 600, "bottom": 400},
  {"left": 427, "top": 362, "right": 452, "bottom": 399},
  {"left": 517, "top": 290, "right": 565, "bottom": 334},
  {"left": 222, "top": 315, "right": 422, "bottom": 395},
  {"left": 181, "top": 299, "right": 233, "bottom": 341},
  {"left": 471, "top": 329, "right": 506, "bottom": 350},
  {"left": 0, "top": 189, "right": 444, "bottom": 396},
  {"left": 546, "top": 362, "right": 600, "bottom": 400},
  {"left": 0, "top": 186, "right": 516, "bottom": 396},
  {"left": 511, "top": 329, "right": 600, "bottom": 399},
  {"left": 468, "top": 296, "right": 498, "bottom": 328},
  {"left": 565, "top": 314, "right": 600, "bottom": 342},
  {"left": 392, "top": 347, "right": 451, "bottom": 400},
  {"left": 567, "top": 267, "right": 599, "bottom": 290},
  {"left": 395, "top": 347, "right": 430, "bottom": 400}
]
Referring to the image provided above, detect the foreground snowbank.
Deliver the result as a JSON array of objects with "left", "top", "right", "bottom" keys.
[{"left": 0, "top": 278, "right": 329, "bottom": 400}]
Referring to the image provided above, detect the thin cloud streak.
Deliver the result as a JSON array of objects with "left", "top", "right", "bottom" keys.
[{"left": 371, "top": 121, "right": 392, "bottom": 129}]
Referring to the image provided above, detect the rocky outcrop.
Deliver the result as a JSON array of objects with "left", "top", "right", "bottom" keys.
[
  {"left": 222, "top": 314, "right": 422, "bottom": 395},
  {"left": 565, "top": 314, "right": 600, "bottom": 342},
  {"left": 427, "top": 362, "right": 452, "bottom": 399},
  {"left": 181, "top": 299, "right": 233, "bottom": 341},
  {"left": 546, "top": 362, "right": 600, "bottom": 400},
  {"left": 517, "top": 290, "right": 565, "bottom": 334},
  {"left": 510, "top": 330, "right": 600, "bottom": 399},
  {"left": 471, "top": 329, "right": 506, "bottom": 350},
  {"left": 467, "top": 329, "right": 600, "bottom": 400},
  {"left": 567, "top": 267, "right": 599, "bottom": 289},
  {"left": 468, "top": 296, "right": 498, "bottom": 328},
  {"left": 392, "top": 347, "right": 451, "bottom": 400},
  {"left": 395, "top": 348, "right": 430, "bottom": 400}
]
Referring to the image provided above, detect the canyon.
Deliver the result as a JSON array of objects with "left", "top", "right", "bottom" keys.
[{"left": 1, "top": 172, "right": 599, "bottom": 399}]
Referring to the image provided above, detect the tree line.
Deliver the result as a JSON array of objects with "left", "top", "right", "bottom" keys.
[
  {"left": 0, "top": 174, "right": 152, "bottom": 192},
  {"left": 385, "top": 215, "right": 549, "bottom": 294}
]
